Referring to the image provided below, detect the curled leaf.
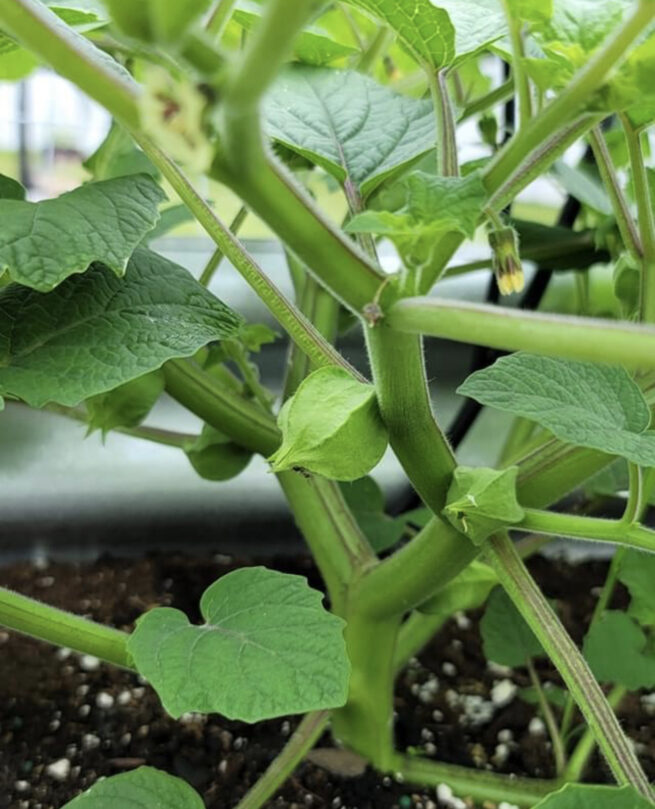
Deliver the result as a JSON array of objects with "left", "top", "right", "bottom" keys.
[
  {"left": 443, "top": 466, "right": 525, "bottom": 545},
  {"left": 269, "top": 367, "right": 388, "bottom": 481},
  {"left": 185, "top": 424, "right": 253, "bottom": 481}
]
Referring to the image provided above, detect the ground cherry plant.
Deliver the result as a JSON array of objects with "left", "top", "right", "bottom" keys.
[{"left": 3, "top": 0, "right": 655, "bottom": 807}]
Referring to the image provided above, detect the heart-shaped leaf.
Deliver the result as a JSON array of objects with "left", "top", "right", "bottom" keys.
[
  {"left": 0, "top": 175, "right": 165, "bottom": 291},
  {"left": 583, "top": 610, "right": 655, "bottom": 690},
  {"left": 127, "top": 566, "right": 350, "bottom": 722},
  {"left": 60, "top": 766, "right": 203, "bottom": 809},
  {"left": 481, "top": 587, "right": 544, "bottom": 667}
]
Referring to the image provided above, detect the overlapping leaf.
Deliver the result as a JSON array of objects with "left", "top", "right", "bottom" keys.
[
  {"left": 343, "top": 0, "right": 505, "bottom": 68},
  {"left": 0, "top": 248, "right": 242, "bottom": 407},
  {"left": 128, "top": 567, "right": 350, "bottom": 721},
  {"left": 533, "top": 783, "right": 654, "bottom": 809},
  {"left": 459, "top": 354, "right": 655, "bottom": 467},
  {"left": 583, "top": 611, "right": 655, "bottom": 690},
  {"left": 339, "top": 476, "right": 405, "bottom": 552},
  {"left": 263, "top": 65, "right": 435, "bottom": 196},
  {"left": 480, "top": 587, "right": 544, "bottom": 667},
  {"left": 0, "top": 175, "right": 164, "bottom": 291},
  {"left": 61, "top": 766, "right": 203, "bottom": 809}
]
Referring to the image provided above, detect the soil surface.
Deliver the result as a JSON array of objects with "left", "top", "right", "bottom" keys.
[{"left": 0, "top": 552, "right": 653, "bottom": 809}]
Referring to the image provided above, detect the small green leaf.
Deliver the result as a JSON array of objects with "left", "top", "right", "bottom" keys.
[
  {"left": 551, "top": 162, "right": 612, "bottom": 216},
  {"left": 583, "top": 610, "right": 655, "bottom": 690},
  {"left": 60, "top": 766, "right": 203, "bottom": 809},
  {"left": 347, "top": 171, "right": 486, "bottom": 268},
  {"left": 234, "top": 6, "right": 358, "bottom": 66},
  {"left": 84, "top": 122, "right": 159, "bottom": 181},
  {"left": 238, "top": 323, "right": 279, "bottom": 353},
  {"left": 443, "top": 466, "right": 524, "bottom": 545},
  {"left": 339, "top": 476, "right": 405, "bottom": 553},
  {"left": 184, "top": 424, "right": 253, "bottom": 481},
  {"left": 537, "top": 0, "right": 632, "bottom": 53},
  {"left": 459, "top": 354, "right": 655, "bottom": 467},
  {"left": 86, "top": 371, "right": 165, "bottom": 435},
  {"left": 533, "top": 783, "right": 654, "bottom": 809},
  {"left": 269, "top": 366, "right": 388, "bottom": 482},
  {"left": 0, "top": 249, "right": 242, "bottom": 408},
  {"left": 263, "top": 65, "right": 435, "bottom": 196},
  {"left": 481, "top": 587, "right": 544, "bottom": 667},
  {"left": 127, "top": 566, "right": 350, "bottom": 721},
  {"left": 519, "top": 684, "right": 568, "bottom": 709},
  {"left": 0, "top": 175, "right": 165, "bottom": 291},
  {"left": 618, "top": 550, "right": 655, "bottom": 627},
  {"left": 418, "top": 560, "right": 497, "bottom": 616},
  {"left": 0, "top": 174, "right": 25, "bottom": 200}
]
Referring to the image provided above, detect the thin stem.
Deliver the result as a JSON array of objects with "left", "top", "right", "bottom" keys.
[
  {"left": 390, "top": 753, "right": 558, "bottom": 807},
  {"left": 204, "top": 0, "right": 237, "bottom": 38},
  {"left": 564, "top": 686, "right": 627, "bottom": 783},
  {"left": 516, "top": 509, "right": 655, "bottom": 556},
  {"left": 526, "top": 658, "right": 566, "bottom": 775},
  {"left": 624, "top": 463, "right": 645, "bottom": 523},
  {"left": 486, "top": 532, "right": 652, "bottom": 797},
  {"left": 0, "top": 587, "right": 132, "bottom": 669},
  {"left": 234, "top": 711, "right": 330, "bottom": 809},
  {"left": 501, "top": 2, "right": 532, "bottom": 129},
  {"left": 230, "top": 349, "right": 273, "bottom": 411},
  {"left": 385, "top": 296, "right": 655, "bottom": 371},
  {"left": 199, "top": 206, "right": 248, "bottom": 287},
  {"left": 428, "top": 69, "right": 459, "bottom": 176},
  {"left": 484, "top": 2, "right": 655, "bottom": 199},
  {"left": 622, "top": 114, "right": 655, "bottom": 322},
  {"left": 137, "top": 136, "right": 362, "bottom": 380},
  {"left": 588, "top": 126, "right": 642, "bottom": 261},
  {"left": 458, "top": 78, "right": 514, "bottom": 122},
  {"left": 357, "top": 27, "right": 394, "bottom": 74}
]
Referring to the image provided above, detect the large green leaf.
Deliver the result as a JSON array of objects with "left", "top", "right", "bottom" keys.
[
  {"left": 537, "top": 0, "right": 632, "bottom": 52},
  {"left": 0, "top": 175, "right": 164, "bottom": 291},
  {"left": 263, "top": 65, "right": 435, "bottom": 196},
  {"left": 127, "top": 566, "right": 350, "bottom": 721},
  {"left": 459, "top": 354, "right": 655, "bottom": 467},
  {"left": 533, "top": 783, "right": 654, "bottom": 809},
  {"left": 480, "top": 587, "right": 544, "bottom": 667},
  {"left": 583, "top": 610, "right": 655, "bottom": 690},
  {"left": 343, "top": 0, "right": 505, "bottom": 68},
  {"left": 0, "top": 249, "right": 242, "bottom": 408},
  {"left": 61, "top": 766, "right": 203, "bottom": 809}
]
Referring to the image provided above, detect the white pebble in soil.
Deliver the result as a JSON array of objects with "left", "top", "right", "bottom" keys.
[
  {"left": 436, "top": 783, "right": 466, "bottom": 809},
  {"left": 96, "top": 692, "right": 114, "bottom": 709},
  {"left": 441, "top": 662, "right": 457, "bottom": 677},
  {"left": 82, "top": 734, "right": 101, "bottom": 751},
  {"left": 46, "top": 758, "right": 71, "bottom": 781},
  {"left": 528, "top": 717, "right": 546, "bottom": 736},
  {"left": 492, "top": 742, "right": 510, "bottom": 767},
  {"left": 79, "top": 655, "right": 101, "bottom": 672},
  {"left": 14, "top": 781, "right": 30, "bottom": 793},
  {"left": 491, "top": 679, "right": 517, "bottom": 708}
]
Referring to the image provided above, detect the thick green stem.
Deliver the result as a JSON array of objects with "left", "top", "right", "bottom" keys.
[
  {"left": 163, "top": 360, "right": 280, "bottom": 456},
  {"left": 357, "top": 27, "right": 394, "bottom": 74},
  {"left": 234, "top": 711, "right": 330, "bottom": 809},
  {"left": 0, "top": 0, "right": 139, "bottom": 128},
  {"left": 0, "top": 587, "right": 132, "bottom": 669},
  {"left": 331, "top": 612, "right": 401, "bottom": 768},
  {"left": 390, "top": 754, "right": 558, "bottom": 807},
  {"left": 487, "top": 532, "right": 653, "bottom": 798},
  {"left": 517, "top": 508, "right": 655, "bottom": 556},
  {"left": 205, "top": 0, "right": 238, "bottom": 38},
  {"left": 622, "top": 114, "right": 655, "bottom": 322},
  {"left": 428, "top": 69, "right": 458, "bottom": 176},
  {"left": 386, "top": 296, "right": 655, "bottom": 371}
]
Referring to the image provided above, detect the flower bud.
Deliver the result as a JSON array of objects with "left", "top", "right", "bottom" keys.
[{"left": 489, "top": 225, "right": 525, "bottom": 296}]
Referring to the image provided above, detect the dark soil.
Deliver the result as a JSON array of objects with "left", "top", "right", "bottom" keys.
[{"left": 1, "top": 552, "right": 653, "bottom": 809}]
